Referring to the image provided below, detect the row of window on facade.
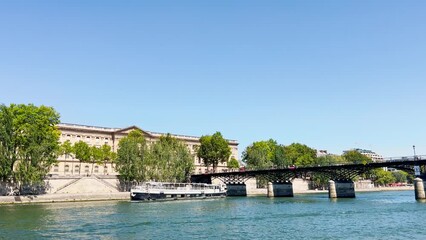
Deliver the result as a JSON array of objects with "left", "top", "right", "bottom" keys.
[
  {"left": 53, "top": 164, "right": 110, "bottom": 174},
  {"left": 61, "top": 134, "right": 110, "bottom": 144}
]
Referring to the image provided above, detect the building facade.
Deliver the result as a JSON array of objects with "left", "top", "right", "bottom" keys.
[{"left": 50, "top": 123, "right": 239, "bottom": 176}]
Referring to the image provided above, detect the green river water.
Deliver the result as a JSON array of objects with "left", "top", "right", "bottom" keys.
[{"left": 0, "top": 190, "right": 425, "bottom": 239}]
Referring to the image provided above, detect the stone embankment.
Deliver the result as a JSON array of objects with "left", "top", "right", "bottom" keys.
[{"left": 0, "top": 192, "right": 129, "bottom": 204}]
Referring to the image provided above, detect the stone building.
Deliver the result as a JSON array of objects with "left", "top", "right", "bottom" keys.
[{"left": 50, "top": 123, "right": 239, "bottom": 176}]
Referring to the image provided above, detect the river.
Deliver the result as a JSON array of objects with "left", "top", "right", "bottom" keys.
[{"left": 0, "top": 190, "right": 424, "bottom": 239}]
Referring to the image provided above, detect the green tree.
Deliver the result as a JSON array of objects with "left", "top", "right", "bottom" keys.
[
  {"left": 315, "top": 155, "right": 345, "bottom": 166},
  {"left": 0, "top": 104, "right": 15, "bottom": 182},
  {"left": 242, "top": 139, "right": 279, "bottom": 169},
  {"left": 283, "top": 143, "right": 317, "bottom": 167},
  {"left": 371, "top": 168, "right": 396, "bottom": 186},
  {"left": 60, "top": 140, "right": 74, "bottom": 159},
  {"left": 392, "top": 170, "right": 408, "bottom": 183},
  {"left": 90, "top": 146, "right": 102, "bottom": 174},
  {"left": 100, "top": 144, "right": 113, "bottom": 174},
  {"left": 73, "top": 141, "right": 91, "bottom": 175},
  {"left": 342, "top": 150, "right": 372, "bottom": 165},
  {"left": 0, "top": 104, "right": 61, "bottom": 189},
  {"left": 148, "top": 134, "right": 194, "bottom": 182},
  {"left": 227, "top": 156, "right": 240, "bottom": 170},
  {"left": 271, "top": 145, "right": 289, "bottom": 168},
  {"left": 197, "top": 132, "right": 231, "bottom": 172},
  {"left": 59, "top": 140, "right": 74, "bottom": 174},
  {"left": 115, "top": 130, "right": 147, "bottom": 187}
]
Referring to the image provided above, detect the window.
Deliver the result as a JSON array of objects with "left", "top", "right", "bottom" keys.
[
  {"left": 53, "top": 165, "right": 59, "bottom": 172},
  {"left": 85, "top": 166, "right": 90, "bottom": 173},
  {"left": 104, "top": 166, "right": 108, "bottom": 173},
  {"left": 94, "top": 166, "right": 99, "bottom": 173},
  {"left": 64, "top": 165, "right": 70, "bottom": 172},
  {"left": 86, "top": 136, "right": 90, "bottom": 139},
  {"left": 75, "top": 165, "right": 80, "bottom": 172}
]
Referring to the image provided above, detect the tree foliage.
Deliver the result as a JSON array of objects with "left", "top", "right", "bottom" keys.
[
  {"left": 148, "top": 134, "right": 194, "bottom": 182},
  {"left": 73, "top": 140, "right": 91, "bottom": 174},
  {"left": 197, "top": 132, "right": 231, "bottom": 172},
  {"left": 115, "top": 130, "right": 194, "bottom": 185},
  {"left": 342, "top": 150, "right": 373, "bottom": 165},
  {"left": 60, "top": 140, "right": 74, "bottom": 159},
  {"left": 227, "top": 156, "right": 240, "bottom": 169},
  {"left": 371, "top": 168, "right": 396, "bottom": 186},
  {"left": 283, "top": 143, "right": 317, "bottom": 167},
  {"left": 391, "top": 170, "right": 409, "bottom": 183},
  {"left": 314, "top": 155, "right": 345, "bottom": 166},
  {"left": 242, "top": 139, "right": 280, "bottom": 169},
  {"left": 115, "top": 130, "right": 147, "bottom": 185},
  {"left": 0, "top": 104, "right": 60, "bottom": 185}
]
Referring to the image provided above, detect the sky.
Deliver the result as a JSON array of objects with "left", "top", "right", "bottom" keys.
[{"left": 1, "top": 0, "right": 425, "bottom": 158}]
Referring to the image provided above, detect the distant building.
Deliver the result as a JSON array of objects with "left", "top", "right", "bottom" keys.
[
  {"left": 317, "top": 150, "right": 329, "bottom": 157},
  {"left": 344, "top": 148, "right": 384, "bottom": 162},
  {"left": 50, "top": 123, "right": 239, "bottom": 176}
]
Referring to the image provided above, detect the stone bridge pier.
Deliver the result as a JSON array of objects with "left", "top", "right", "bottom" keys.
[
  {"left": 226, "top": 183, "right": 247, "bottom": 196},
  {"left": 267, "top": 182, "right": 294, "bottom": 197},
  {"left": 414, "top": 178, "right": 426, "bottom": 200},
  {"left": 328, "top": 180, "right": 355, "bottom": 198}
]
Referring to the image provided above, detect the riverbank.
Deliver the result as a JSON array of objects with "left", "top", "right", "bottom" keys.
[{"left": 0, "top": 192, "right": 129, "bottom": 205}]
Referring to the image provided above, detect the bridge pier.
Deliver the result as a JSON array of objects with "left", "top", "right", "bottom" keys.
[
  {"left": 267, "top": 182, "right": 293, "bottom": 197},
  {"left": 226, "top": 183, "right": 247, "bottom": 196},
  {"left": 328, "top": 180, "right": 355, "bottom": 198},
  {"left": 414, "top": 178, "right": 426, "bottom": 200}
]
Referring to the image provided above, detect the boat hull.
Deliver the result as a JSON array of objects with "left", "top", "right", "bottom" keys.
[{"left": 130, "top": 192, "right": 226, "bottom": 201}]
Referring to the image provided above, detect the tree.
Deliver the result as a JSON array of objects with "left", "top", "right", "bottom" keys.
[
  {"left": 315, "top": 155, "right": 345, "bottom": 166},
  {"left": 283, "top": 143, "right": 317, "bottom": 167},
  {"left": 371, "top": 168, "right": 396, "bottom": 186},
  {"left": 0, "top": 104, "right": 15, "bottom": 182},
  {"left": 149, "top": 134, "right": 194, "bottom": 182},
  {"left": 0, "top": 104, "right": 60, "bottom": 189},
  {"left": 392, "top": 170, "right": 408, "bottom": 183},
  {"left": 227, "top": 156, "right": 240, "bottom": 170},
  {"left": 115, "top": 130, "right": 147, "bottom": 187},
  {"left": 242, "top": 139, "right": 280, "bottom": 169},
  {"left": 90, "top": 146, "right": 102, "bottom": 174},
  {"left": 100, "top": 144, "right": 113, "bottom": 174},
  {"left": 342, "top": 150, "right": 372, "bottom": 165},
  {"left": 59, "top": 140, "right": 74, "bottom": 174},
  {"left": 197, "top": 132, "right": 231, "bottom": 172},
  {"left": 60, "top": 140, "right": 73, "bottom": 159},
  {"left": 73, "top": 141, "right": 91, "bottom": 175},
  {"left": 271, "top": 145, "right": 289, "bottom": 168}
]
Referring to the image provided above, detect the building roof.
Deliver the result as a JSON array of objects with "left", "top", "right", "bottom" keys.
[{"left": 57, "top": 122, "right": 238, "bottom": 145}]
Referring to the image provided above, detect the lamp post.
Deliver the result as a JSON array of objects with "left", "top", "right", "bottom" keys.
[{"left": 413, "top": 145, "right": 416, "bottom": 159}]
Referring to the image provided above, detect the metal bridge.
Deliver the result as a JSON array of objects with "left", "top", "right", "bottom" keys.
[{"left": 191, "top": 156, "right": 426, "bottom": 184}]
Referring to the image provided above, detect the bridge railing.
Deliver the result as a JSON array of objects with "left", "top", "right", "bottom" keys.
[
  {"left": 383, "top": 155, "right": 425, "bottom": 162},
  {"left": 238, "top": 155, "right": 426, "bottom": 172}
]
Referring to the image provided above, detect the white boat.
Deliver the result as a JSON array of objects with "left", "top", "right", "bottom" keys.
[{"left": 130, "top": 182, "right": 227, "bottom": 201}]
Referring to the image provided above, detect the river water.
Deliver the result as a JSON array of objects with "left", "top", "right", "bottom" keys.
[{"left": 0, "top": 190, "right": 425, "bottom": 239}]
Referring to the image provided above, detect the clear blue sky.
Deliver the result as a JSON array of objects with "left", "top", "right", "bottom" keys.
[{"left": 1, "top": 1, "right": 425, "bottom": 158}]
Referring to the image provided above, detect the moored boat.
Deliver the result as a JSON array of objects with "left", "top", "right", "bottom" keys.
[{"left": 130, "top": 182, "right": 227, "bottom": 201}]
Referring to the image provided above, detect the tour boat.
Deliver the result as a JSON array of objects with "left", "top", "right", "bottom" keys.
[{"left": 130, "top": 182, "right": 227, "bottom": 201}]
